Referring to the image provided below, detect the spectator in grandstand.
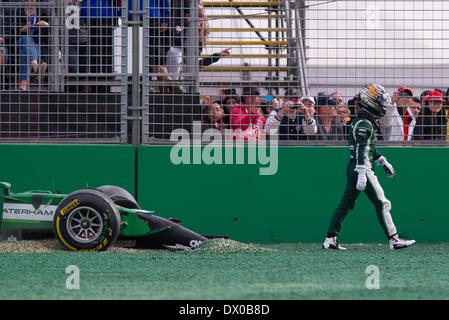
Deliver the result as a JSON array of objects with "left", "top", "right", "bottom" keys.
[
  {"left": 420, "top": 89, "right": 431, "bottom": 106},
  {"left": 299, "top": 96, "right": 318, "bottom": 134},
  {"left": 394, "top": 86, "right": 414, "bottom": 106},
  {"left": 222, "top": 94, "right": 240, "bottom": 128},
  {"left": 166, "top": 0, "right": 195, "bottom": 75},
  {"left": 278, "top": 88, "right": 299, "bottom": 106},
  {"left": 197, "top": 1, "right": 232, "bottom": 67},
  {"left": 230, "top": 87, "right": 266, "bottom": 139},
  {"left": 148, "top": 0, "right": 173, "bottom": 93},
  {"left": 162, "top": 1, "right": 231, "bottom": 83},
  {"left": 201, "top": 95, "right": 213, "bottom": 106},
  {"left": 314, "top": 93, "right": 345, "bottom": 141},
  {"left": 219, "top": 88, "right": 237, "bottom": 104},
  {"left": 269, "top": 97, "right": 280, "bottom": 111},
  {"left": 265, "top": 92, "right": 317, "bottom": 140},
  {"left": 395, "top": 87, "right": 421, "bottom": 142},
  {"left": 198, "top": 49, "right": 231, "bottom": 67},
  {"left": 336, "top": 105, "right": 351, "bottom": 124},
  {"left": 402, "top": 98, "right": 422, "bottom": 141},
  {"left": 126, "top": 0, "right": 171, "bottom": 90},
  {"left": 164, "top": 0, "right": 188, "bottom": 83},
  {"left": 17, "top": 0, "right": 50, "bottom": 91},
  {"left": 330, "top": 91, "right": 345, "bottom": 106},
  {"left": 202, "top": 101, "right": 225, "bottom": 132},
  {"left": 81, "top": 0, "right": 121, "bottom": 77},
  {"left": 165, "top": 1, "right": 230, "bottom": 81},
  {"left": 434, "top": 88, "right": 446, "bottom": 97},
  {"left": 379, "top": 86, "right": 413, "bottom": 141},
  {"left": 300, "top": 96, "right": 316, "bottom": 109},
  {"left": 260, "top": 96, "right": 279, "bottom": 117},
  {"left": 264, "top": 96, "right": 280, "bottom": 117},
  {"left": 146, "top": 0, "right": 230, "bottom": 93},
  {"left": 332, "top": 92, "right": 353, "bottom": 128},
  {"left": 413, "top": 90, "right": 447, "bottom": 141},
  {"left": 198, "top": 0, "right": 231, "bottom": 63},
  {"left": 67, "top": 0, "right": 88, "bottom": 93},
  {"left": 336, "top": 104, "right": 351, "bottom": 136}
]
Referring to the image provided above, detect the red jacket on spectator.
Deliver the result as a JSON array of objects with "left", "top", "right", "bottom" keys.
[
  {"left": 230, "top": 105, "right": 266, "bottom": 141},
  {"left": 230, "top": 105, "right": 266, "bottom": 131}
]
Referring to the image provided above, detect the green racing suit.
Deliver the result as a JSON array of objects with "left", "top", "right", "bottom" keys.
[{"left": 327, "top": 117, "right": 398, "bottom": 239}]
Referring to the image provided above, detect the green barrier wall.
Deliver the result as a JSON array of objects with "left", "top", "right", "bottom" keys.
[
  {"left": 138, "top": 146, "right": 449, "bottom": 243},
  {"left": 0, "top": 144, "right": 447, "bottom": 243},
  {"left": 0, "top": 144, "right": 135, "bottom": 195}
]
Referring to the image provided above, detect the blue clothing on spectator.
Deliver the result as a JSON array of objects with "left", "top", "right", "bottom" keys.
[
  {"left": 19, "top": 35, "right": 39, "bottom": 81},
  {"left": 81, "top": 0, "right": 121, "bottom": 18},
  {"left": 127, "top": 0, "right": 170, "bottom": 22},
  {"left": 149, "top": 0, "right": 170, "bottom": 21}
]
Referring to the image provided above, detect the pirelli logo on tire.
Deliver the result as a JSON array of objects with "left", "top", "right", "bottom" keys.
[{"left": 60, "top": 199, "right": 81, "bottom": 216}]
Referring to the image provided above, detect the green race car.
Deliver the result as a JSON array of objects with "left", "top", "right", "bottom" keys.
[{"left": 0, "top": 182, "right": 211, "bottom": 251}]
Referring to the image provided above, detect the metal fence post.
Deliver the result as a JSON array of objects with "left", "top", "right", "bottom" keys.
[
  {"left": 141, "top": 2, "right": 149, "bottom": 144},
  {"left": 185, "top": 0, "right": 200, "bottom": 94},
  {"left": 131, "top": 0, "right": 141, "bottom": 145},
  {"left": 120, "top": 0, "right": 129, "bottom": 143}
]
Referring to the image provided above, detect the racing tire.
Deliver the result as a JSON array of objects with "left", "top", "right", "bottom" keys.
[
  {"left": 96, "top": 185, "right": 140, "bottom": 209},
  {"left": 53, "top": 189, "right": 121, "bottom": 251}
]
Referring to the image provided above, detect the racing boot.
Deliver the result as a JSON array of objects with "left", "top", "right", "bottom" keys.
[
  {"left": 389, "top": 235, "right": 416, "bottom": 250},
  {"left": 322, "top": 236, "right": 347, "bottom": 250}
]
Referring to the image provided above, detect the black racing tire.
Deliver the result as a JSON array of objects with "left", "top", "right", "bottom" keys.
[
  {"left": 96, "top": 185, "right": 140, "bottom": 209},
  {"left": 53, "top": 189, "right": 121, "bottom": 251}
]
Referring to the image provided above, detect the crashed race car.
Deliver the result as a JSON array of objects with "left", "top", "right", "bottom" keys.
[{"left": 0, "top": 182, "right": 220, "bottom": 251}]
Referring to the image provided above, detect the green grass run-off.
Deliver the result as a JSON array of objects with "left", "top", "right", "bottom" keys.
[{"left": 1, "top": 242, "right": 449, "bottom": 300}]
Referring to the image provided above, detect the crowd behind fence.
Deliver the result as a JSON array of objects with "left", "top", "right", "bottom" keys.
[
  {"left": 0, "top": 0, "right": 449, "bottom": 144},
  {"left": 0, "top": 0, "right": 126, "bottom": 142}
]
